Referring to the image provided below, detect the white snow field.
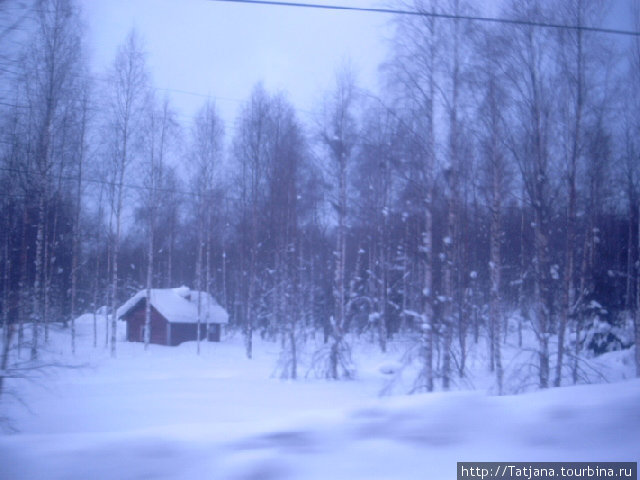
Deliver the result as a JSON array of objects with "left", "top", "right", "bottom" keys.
[{"left": 1, "top": 315, "right": 638, "bottom": 480}]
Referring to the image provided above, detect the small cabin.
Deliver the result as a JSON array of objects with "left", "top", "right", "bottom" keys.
[{"left": 117, "top": 287, "right": 229, "bottom": 346}]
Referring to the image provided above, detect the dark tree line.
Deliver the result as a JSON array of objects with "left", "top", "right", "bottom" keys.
[{"left": 1, "top": 0, "right": 639, "bottom": 393}]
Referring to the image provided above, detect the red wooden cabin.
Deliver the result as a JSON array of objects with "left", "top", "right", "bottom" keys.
[{"left": 117, "top": 287, "right": 228, "bottom": 346}]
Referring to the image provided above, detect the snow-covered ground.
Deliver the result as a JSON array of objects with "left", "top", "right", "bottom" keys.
[{"left": 1, "top": 315, "right": 638, "bottom": 479}]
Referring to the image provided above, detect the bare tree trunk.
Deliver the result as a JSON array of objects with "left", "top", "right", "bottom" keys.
[
  {"left": 422, "top": 8, "right": 437, "bottom": 393},
  {"left": 518, "top": 195, "right": 525, "bottom": 348},
  {"left": 441, "top": 0, "right": 461, "bottom": 391},
  {"left": 107, "top": 29, "right": 151, "bottom": 357},
  {"left": 18, "top": 206, "right": 28, "bottom": 358},
  {"left": 91, "top": 183, "right": 106, "bottom": 349},
  {"left": 626, "top": 205, "right": 635, "bottom": 310},
  {"left": 71, "top": 179, "right": 81, "bottom": 354},
  {"left": 488, "top": 79, "right": 504, "bottom": 393},
  {"left": 423, "top": 192, "right": 434, "bottom": 392},
  {"left": 636, "top": 203, "right": 640, "bottom": 377},
  {"left": 110, "top": 186, "right": 122, "bottom": 358},
  {"left": 92, "top": 253, "right": 100, "bottom": 349},
  {"left": 196, "top": 214, "right": 203, "bottom": 355},
  {"left": 1, "top": 214, "right": 12, "bottom": 394},
  {"left": 110, "top": 149, "right": 127, "bottom": 357},
  {"left": 221, "top": 248, "right": 227, "bottom": 309},
  {"left": 556, "top": 4, "right": 583, "bottom": 388},
  {"left": 44, "top": 158, "right": 65, "bottom": 345},
  {"left": 400, "top": 222, "right": 409, "bottom": 334},
  {"left": 31, "top": 194, "right": 45, "bottom": 361},
  {"left": 105, "top": 200, "right": 113, "bottom": 349},
  {"left": 534, "top": 209, "right": 550, "bottom": 389},
  {"left": 205, "top": 206, "right": 211, "bottom": 342},
  {"left": 331, "top": 150, "right": 347, "bottom": 379},
  {"left": 532, "top": 34, "right": 551, "bottom": 390},
  {"left": 70, "top": 95, "right": 87, "bottom": 355},
  {"left": 144, "top": 223, "right": 153, "bottom": 350},
  {"left": 245, "top": 204, "right": 257, "bottom": 359},
  {"left": 144, "top": 112, "right": 157, "bottom": 351},
  {"left": 166, "top": 223, "right": 174, "bottom": 288},
  {"left": 378, "top": 175, "right": 389, "bottom": 353},
  {"left": 0, "top": 324, "right": 14, "bottom": 397},
  {"left": 442, "top": 199, "right": 454, "bottom": 391},
  {"left": 43, "top": 208, "right": 50, "bottom": 344}
]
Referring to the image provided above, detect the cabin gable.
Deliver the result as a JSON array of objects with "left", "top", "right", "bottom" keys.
[{"left": 123, "top": 300, "right": 168, "bottom": 345}]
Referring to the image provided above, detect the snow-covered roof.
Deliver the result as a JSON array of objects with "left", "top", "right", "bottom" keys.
[{"left": 117, "top": 287, "right": 229, "bottom": 325}]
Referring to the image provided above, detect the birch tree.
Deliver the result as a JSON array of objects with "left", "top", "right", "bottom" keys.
[
  {"left": 70, "top": 82, "right": 91, "bottom": 354},
  {"left": 233, "top": 84, "right": 270, "bottom": 359},
  {"left": 105, "top": 29, "right": 149, "bottom": 357},
  {"left": 631, "top": 3, "right": 640, "bottom": 378},
  {"left": 190, "top": 99, "right": 224, "bottom": 355},
  {"left": 319, "top": 66, "right": 358, "bottom": 379},
  {"left": 266, "top": 94, "right": 306, "bottom": 379},
  {"left": 475, "top": 25, "right": 510, "bottom": 394},
  {"left": 386, "top": 0, "right": 440, "bottom": 391},
  {"left": 142, "top": 96, "right": 177, "bottom": 350},
  {"left": 503, "top": 0, "right": 559, "bottom": 389},
  {"left": 20, "top": 0, "right": 84, "bottom": 359}
]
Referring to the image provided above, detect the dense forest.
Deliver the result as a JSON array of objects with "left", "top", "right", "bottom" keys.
[{"left": 1, "top": 0, "right": 639, "bottom": 394}]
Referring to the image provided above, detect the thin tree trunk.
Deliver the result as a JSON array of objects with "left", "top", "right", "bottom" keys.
[
  {"left": 166, "top": 213, "right": 174, "bottom": 287},
  {"left": 488, "top": 80, "right": 504, "bottom": 392},
  {"left": 1, "top": 219, "right": 12, "bottom": 393},
  {"left": 245, "top": 197, "right": 258, "bottom": 360},
  {"left": 0, "top": 323, "right": 14, "bottom": 397},
  {"left": 221, "top": 248, "right": 227, "bottom": 309},
  {"left": 441, "top": 0, "right": 461, "bottom": 391},
  {"left": 556, "top": 7, "right": 582, "bottom": 388},
  {"left": 400, "top": 222, "right": 409, "bottom": 334},
  {"left": 144, "top": 222, "right": 153, "bottom": 350},
  {"left": 205, "top": 207, "right": 211, "bottom": 342},
  {"left": 379, "top": 207, "right": 388, "bottom": 353},
  {"left": 421, "top": 9, "right": 436, "bottom": 393},
  {"left": 626, "top": 205, "right": 634, "bottom": 310},
  {"left": 196, "top": 214, "right": 203, "bottom": 356},
  {"left": 43, "top": 207, "right": 50, "bottom": 344},
  {"left": 18, "top": 205, "right": 28, "bottom": 358},
  {"left": 518, "top": 191, "right": 525, "bottom": 348},
  {"left": 534, "top": 209, "right": 550, "bottom": 389},
  {"left": 31, "top": 194, "right": 45, "bottom": 361},
  {"left": 71, "top": 100, "right": 86, "bottom": 354},
  {"left": 636, "top": 203, "right": 640, "bottom": 377},
  {"left": 105, "top": 200, "right": 113, "bottom": 348},
  {"left": 110, "top": 167, "right": 125, "bottom": 358},
  {"left": 92, "top": 186, "right": 104, "bottom": 349},
  {"left": 331, "top": 152, "right": 347, "bottom": 379},
  {"left": 144, "top": 116, "right": 156, "bottom": 351}
]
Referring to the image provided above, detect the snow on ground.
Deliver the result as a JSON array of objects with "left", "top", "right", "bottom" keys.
[{"left": 0, "top": 314, "right": 638, "bottom": 479}]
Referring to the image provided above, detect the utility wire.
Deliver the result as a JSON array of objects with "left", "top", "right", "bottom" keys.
[{"left": 208, "top": 0, "right": 640, "bottom": 37}]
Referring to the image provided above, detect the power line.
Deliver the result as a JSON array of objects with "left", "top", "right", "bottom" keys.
[
  {"left": 0, "top": 67, "right": 319, "bottom": 120},
  {"left": 207, "top": 0, "right": 640, "bottom": 37},
  {"left": 155, "top": 86, "right": 319, "bottom": 118}
]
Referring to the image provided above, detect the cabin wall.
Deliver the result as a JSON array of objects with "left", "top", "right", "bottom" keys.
[
  {"left": 124, "top": 303, "right": 168, "bottom": 345},
  {"left": 208, "top": 324, "right": 221, "bottom": 342},
  {"left": 169, "top": 323, "right": 207, "bottom": 346},
  {"left": 123, "top": 298, "right": 224, "bottom": 346}
]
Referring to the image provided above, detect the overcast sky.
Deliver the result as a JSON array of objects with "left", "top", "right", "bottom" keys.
[
  {"left": 79, "top": 0, "right": 635, "bottom": 132},
  {"left": 80, "top": 0, "right": 390, "bottom": 130}
]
